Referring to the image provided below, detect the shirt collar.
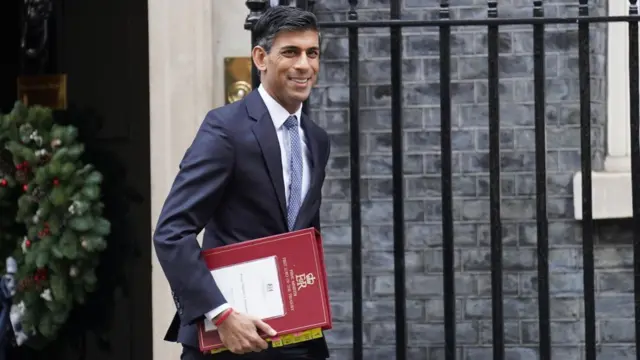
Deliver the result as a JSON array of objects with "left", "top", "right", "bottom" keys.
[{"left": 258, "top": 84, "right": 302, "bottom": 129}]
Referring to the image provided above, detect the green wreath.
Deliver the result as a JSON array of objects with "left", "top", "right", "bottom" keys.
[
  {"left": 0, "top": 149, "right": 20, "bottom": 265},
  {"left": 0, "top": 102, "right": 110, "bottom": 343}
]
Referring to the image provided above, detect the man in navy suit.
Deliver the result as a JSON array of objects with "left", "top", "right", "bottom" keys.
[{"left": 153, "top": 5, "right": 331, "bottom": 360}]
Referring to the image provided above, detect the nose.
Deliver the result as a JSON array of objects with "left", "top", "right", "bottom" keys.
[{"left": 293, "top": 53, "right": 311, "bottom": 70}]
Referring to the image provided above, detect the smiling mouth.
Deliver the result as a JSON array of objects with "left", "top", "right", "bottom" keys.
[{"left": 289, "top": 77, "right": 310, "bottom": 84}]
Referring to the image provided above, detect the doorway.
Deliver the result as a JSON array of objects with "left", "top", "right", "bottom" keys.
[{"left": 0, "top": 0, "right": 152, "bottom": 359}]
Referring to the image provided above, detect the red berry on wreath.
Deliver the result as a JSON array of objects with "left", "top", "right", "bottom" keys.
[
  {"left": 25, "top": 239, "right": 31, "bottom": 247},
  {"left": 34, "top": 268, "right": 47, "bottom": 282},
  {"left": 0, "top": 179, "right": 6, "bottom": 187},
  {"left": 22, "top": 184, "right": 28, "bottom": 192},
  {"left": 53, "top": 178, "right": 60, "bottom": 186},
  {"left": 16, "top": 164, "right": 22, "bottom": 170}
]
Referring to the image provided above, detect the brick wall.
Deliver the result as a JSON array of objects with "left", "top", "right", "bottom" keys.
[{"left": 308, "top": 0, "right": 636, "bottom": 359}]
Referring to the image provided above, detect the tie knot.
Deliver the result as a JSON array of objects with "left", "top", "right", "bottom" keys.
[{"left": 284, "top": 115, "right": 298, "bottom": 130}]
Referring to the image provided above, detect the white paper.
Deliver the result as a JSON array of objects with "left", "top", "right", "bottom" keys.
[{"left": 204, "top": 256, "right": 285, "bottom": 332}]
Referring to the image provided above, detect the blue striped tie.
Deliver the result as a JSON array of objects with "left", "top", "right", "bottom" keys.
[{"left": 284, "top": 115, "right": 302, "bottom": 231}]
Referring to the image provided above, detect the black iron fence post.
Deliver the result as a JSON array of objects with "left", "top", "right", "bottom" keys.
[
  {"left": 345, "top": 1, "right": 363, "bottom": 360},
  {"left": 389, "top": 0, "right": 406, "bottom": 359},
  {"left": 345, "top": 3, "right": 362, "bottom": 360},
  {"left": 438, "top": 1, "right": 456, "bottom": 360},
  {"left": 486, "top": 2, "right": 504, "bottom": 359},
  {"left": 577, "top": 1, "right": 596, "bottom": 359},
  {"left": 532, "top": 1, "right": 551, "bottom": 360}
]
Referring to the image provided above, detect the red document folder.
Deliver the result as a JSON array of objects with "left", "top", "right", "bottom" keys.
[{"left": 197, "top": 228, "right": 333, "bottom": 353}]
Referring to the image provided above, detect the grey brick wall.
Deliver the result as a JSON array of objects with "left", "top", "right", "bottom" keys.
[{"left": 307, "top": 0, "right": 636, "bottom": 359}]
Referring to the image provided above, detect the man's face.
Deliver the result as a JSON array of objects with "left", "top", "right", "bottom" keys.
[{"left": 254, "top": 29, "right": 320, "bottom": 112}]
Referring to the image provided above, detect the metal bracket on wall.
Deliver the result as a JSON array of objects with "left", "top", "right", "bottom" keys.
[{"left": 224, "top": 57, "right": 253, "bottom": 104}]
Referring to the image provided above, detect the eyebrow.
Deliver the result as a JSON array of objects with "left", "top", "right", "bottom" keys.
[{"left": 280, "top": 45, "right": 320, "bottom": 52}]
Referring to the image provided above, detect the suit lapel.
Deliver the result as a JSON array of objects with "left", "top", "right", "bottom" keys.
[
  {"left": 247, "top": 91, "right": 288, "bottom": 227},
  {"left": 301, "top": 112, "right": 322, "bottom": 196},
  {"left": 295, "top": 113, "right": 324, "bottom": 229}
]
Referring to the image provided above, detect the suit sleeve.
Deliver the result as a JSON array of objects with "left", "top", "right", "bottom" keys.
[{"left": 153, "top": 111, "right": 233, "bottom": 326}]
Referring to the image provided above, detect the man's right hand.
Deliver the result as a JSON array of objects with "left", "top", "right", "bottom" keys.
[{"left": 216, "top": 310, "right": 277, "bottom": 354}]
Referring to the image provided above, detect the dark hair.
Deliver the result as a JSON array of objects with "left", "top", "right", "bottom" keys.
[{"left": 252, "top": 6, "right": 319, "bottom": 53}]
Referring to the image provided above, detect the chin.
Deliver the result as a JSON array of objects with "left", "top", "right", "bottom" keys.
[{"left": 290, "top": 91, "right": 311, "bottom": 103}]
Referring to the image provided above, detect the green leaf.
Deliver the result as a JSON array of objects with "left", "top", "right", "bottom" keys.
[
  {"left": 18, "top": 194, "right": 32, "bottom": 210},
  {"left": 59, "top": 230, "right": 79, "bottom": 259},
  {"left": 93, "top": 218, "right": 111, "bottom": 236},
  {"left": 73, "top": 201, "right": 89, "bottom": 215},
  {"left": 67, "top": 144, "right": 84, "bottom": 158},
  {"left": 48, "top": 161, "right": 61, "bottom": 177},
  {"left": 38, "top": 202, "right": 52, "bottom": 219},
  {"left": 50, "top": 274, "right": 67, "bottom": 303},
  {"left": 38, "top": 314, "right": 54, "bottom": 338},
  {"left": 50, "top": 125, "right": 64, "bottom": 140},
  {"left": 48, "top": 260, "right": 61, "bottom": 274},
  {"left": 60, "top": 229, "right": 77, "bottom": 244},
  {"left": 45, "top": 299, "right": 57, "bottom": 311},
  {"left": 83, "top": 269, "right": 97, "bottom": 286},
  {"left": 34, "top": 167, "right": 48, "bottom": 184},
  {"left": 25, "top": 248, "right": 36, "bottom": 267},
  {"left": 35, "top": 250, "right": 49, "bottom": 268},
  {"left": 51, "top": 244, "right": 64, "bottom": 259},
  {"left": 60, "top": 163, "right": 76, "bottom": 179},
  {"left": 46, "top": 217, "right": 61, "bottom": 235},
  {"left": 64, "top": 126, "right": 79, "bottom": 143},
  {"left": 49, "top": 187, "right": 67, "bottom": 206},
  {"left": 27, "top": 227, "right": 38, "bottom": 241},
  {"left": 52, "top": 310, "right": 68, "bottom": 325},
  {"left": 68, "top": 216, "right": 93, "bottom": 232},
  {"left": 81, "top": 186, "right": 100, "bottom": 200},
  {"left": 82, "top": 235, "right": 106, "bottom": 252},
  {"left": 85, "top": 171, "right": 103, "bottom": 185},
  {"left": 64, "top": 240, "right": 78, "bottom": 259},
  {"left": 51, "top": 147, "right": 68, "bottom": 162}
]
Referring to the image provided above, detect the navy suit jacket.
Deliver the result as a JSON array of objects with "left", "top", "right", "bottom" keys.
[{"left": 153, "top": 89, "right": 331, "bottom": 354}]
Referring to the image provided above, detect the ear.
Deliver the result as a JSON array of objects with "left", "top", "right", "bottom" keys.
[{"left": 252, "top": 46, "right": 268, "bottom": 72}]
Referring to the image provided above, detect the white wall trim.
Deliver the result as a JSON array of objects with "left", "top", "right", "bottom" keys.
[
  {"left": 148, "top": 1, "right": 250, "bottom": 358},
  {"left": 148, "top": 1, "right": 216, "bottom": 358},
  {"left": 572, "top": 1, "right": 636, "bottom": 220},
  {"left": 604, "top": 0, "right": 632, "bottom": 172}
]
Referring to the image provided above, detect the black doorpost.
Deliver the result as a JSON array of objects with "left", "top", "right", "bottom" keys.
[{"left": 244, "top": 0, "right": 268, "bottom": 90}]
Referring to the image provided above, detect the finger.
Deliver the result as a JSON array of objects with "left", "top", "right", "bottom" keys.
[
  {"left": 251, "top": 334, "right": 268, "bottom": 350},
  {"left": 238, "top": 339, "right": 253, "bottom": 354},
  {"left": 227, "top": 341, "right": 245, "bottom": 355},
  {"left": 253, "top": 319, "right": 277, "bottom": 337}
]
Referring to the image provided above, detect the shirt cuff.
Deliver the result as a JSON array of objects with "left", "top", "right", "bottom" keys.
[{"left": 205, "top": 303, "right": 231, "bottom": 322}]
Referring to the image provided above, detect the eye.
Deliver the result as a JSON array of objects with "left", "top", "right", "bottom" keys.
[
  {"left": 307, "top": 50, "right": 319, "bottom": 59},
  {"left": 282, "top": 49, "right": 297, "bottom": 57}
]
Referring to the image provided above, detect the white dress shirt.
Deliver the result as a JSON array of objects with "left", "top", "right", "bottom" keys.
[{"left": 204, "top": 85, "right": 312, "bottom": 323}]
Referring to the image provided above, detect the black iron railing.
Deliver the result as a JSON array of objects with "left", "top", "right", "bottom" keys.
[{"left": 245, "top": 1, "right": 640, "bottom": 360}]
